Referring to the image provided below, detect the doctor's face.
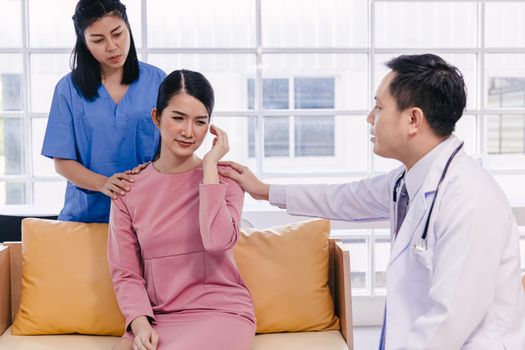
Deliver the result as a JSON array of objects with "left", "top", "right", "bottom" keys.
[
  {"left": 367, "top": 71, "right": 410, "bottom": 160},
  {"left": 153, "top": 92, "right": 210, "bottom": 159},
  {"left": 84, "top": 14, "right": 131, "bottom": 75}
]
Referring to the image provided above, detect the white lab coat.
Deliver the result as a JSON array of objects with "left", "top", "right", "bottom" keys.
[{"left": 270, "top": 136, "right": 525, "bottom": 350}]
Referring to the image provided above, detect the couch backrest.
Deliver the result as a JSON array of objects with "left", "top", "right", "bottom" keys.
[{"left": 3, "top": 239, "right": 342, "bottom": 328}]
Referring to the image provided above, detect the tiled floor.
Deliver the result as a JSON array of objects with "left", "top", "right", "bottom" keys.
[{"left": 353, "top": 326, "right": 381, "bottom": 349}]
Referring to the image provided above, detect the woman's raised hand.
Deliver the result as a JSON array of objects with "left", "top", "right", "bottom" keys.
[{"left": 203, "top": 125, "right": 229, "bottom": 166}]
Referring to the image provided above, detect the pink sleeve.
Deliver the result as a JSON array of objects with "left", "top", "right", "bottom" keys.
[
  {"left": 108, "top": 196, "right": 156, "bottom": 331},
  {"left": 198, "top": 176, "right": 244, "bottom": 255}
]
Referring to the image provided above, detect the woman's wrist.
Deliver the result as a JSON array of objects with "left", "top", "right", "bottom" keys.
[{"left": 130, "top": 315, "right": 151, "bottom": 335}]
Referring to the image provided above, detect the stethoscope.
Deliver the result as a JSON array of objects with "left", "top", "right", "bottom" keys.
[{"left": 392, "top": 141, "right": 464, "bottom": 252}]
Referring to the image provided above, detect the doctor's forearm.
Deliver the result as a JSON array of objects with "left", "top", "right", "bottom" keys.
[{"left": 54, "top": 158, "right": 107, "bottom": 192}]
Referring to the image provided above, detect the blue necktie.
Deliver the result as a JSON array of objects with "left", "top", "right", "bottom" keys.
[{"left": 379, "top": 184, "right": 409, "bottom": 350}]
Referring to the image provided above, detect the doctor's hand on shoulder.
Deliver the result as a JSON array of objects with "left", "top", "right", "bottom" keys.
[{"left": 218, "top": 160, "right": 270, "bottom": 201}]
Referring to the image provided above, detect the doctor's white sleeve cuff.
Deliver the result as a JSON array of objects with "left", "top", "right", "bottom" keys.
[{"left": 269, "top": 184, "right": 287, "bottom": 209}]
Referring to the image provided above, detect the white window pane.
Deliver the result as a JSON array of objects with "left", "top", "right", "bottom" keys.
[
  {"left": 485, "top": 2, "right": 525, "bottom": 48},
  {"left": 373, "top": 155, "right": 402, "bottom": 173},
  {"left": 341, "top": 239, "right": 367, "bottom": 292},
  {"left": 455, "top": 114, "right": 476, "bottom": 156},
  {"left": 147, "top": 54, "right": 256, "bottom": 111},
  {"left": 263, "top": 54, "right": 368, "bottom": 110},
  {"left": 123, "top": 0, "right": 142, "bottom": 49},
  {"left": 0, "top": 54, "right": 23, "bottom": 112},
  {"left": 262, "top": 0, "right": 367, "bottom": 48},
  {"left": 520, "top": 238, "right": 525, "bottom": 271},
  {"left": 0, "top": 0, "right": 22, "bottom": 47},
  {"left": 485, "top": 115, "right": 525, "bottom": 155},
  {"left": 374, "top": 238, "right": 390, "bottom": 290},
  {"left": 493, "top": 174, "right": 525, "bottom": 204},
  {"left": 0, "top": 182, "right": 25, "bottom": 204},
  {"left": 147, "top": 0, "right": 255, "bottom": 48},
  {"left": 295, "top": 116, "right": 334, "bottom": 157},
  {"left": 28, "top": 0, "right": 76, "bottom": 48},
  {"left": 374, "top": 54, "right": 477, "bottom": 110},
  {"left": 33, "top": 181, "right": 66, "bottom": 207},
  {"left": 194, "top": 116, "right": 256, "bottom": 171},
  {"left": 262, "top": 115, "right": 368, "bottom": 173},
  {"left": 32, "top": 118, "right": 56, "bottom": 177},
  {"left": 0, "top": 118, "right": 23, "bottom": 175},
  {"left": 375, "top": 2, "right": 477, "bottom": 48},
  {"left": 486, "top": 54, "right": 525, "bottom": 109},
  {"left": 28, "top": 0, "right": 140, "bottom": 48},
  {"left": 30, "top": 54, "right": 70, "bottom": 113}
]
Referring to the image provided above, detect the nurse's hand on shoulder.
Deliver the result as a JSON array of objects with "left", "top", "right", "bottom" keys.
[
  {"left": 99, "top": 172, "right": 134, "bottom": 200},
  {"left": 127, "top": 161, "right": 151, "bottom": 175},
  {"left": 218, "top": 161, "right": 270, "bottom": 201},
  {"left": 203, "top": 125, "right": 229, "bottom": 166}
]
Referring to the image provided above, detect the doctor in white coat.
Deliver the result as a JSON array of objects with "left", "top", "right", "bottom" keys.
[{"left": 220, "top": 54, "right": 525, "bottom": 350}]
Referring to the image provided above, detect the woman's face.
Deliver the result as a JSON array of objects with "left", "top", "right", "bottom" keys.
[
  {"left": 153, "top": 92, "right": 210, "bottom": 159},
  {"left": 83, "top": 14, "right": 130, "bottom": 74}
]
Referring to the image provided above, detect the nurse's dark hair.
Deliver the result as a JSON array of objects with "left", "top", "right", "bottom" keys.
[
  {"left": 155, "top": 70, "right": 215, "bottom": 118},
  {"left": 385, "top": 54, "right": 466, "bottom": 137},
  {"left": 70, "top": 0, "right": 139, "bottom": 101}
]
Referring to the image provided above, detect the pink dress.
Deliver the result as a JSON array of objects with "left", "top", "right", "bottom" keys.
[{"left": 108, "top": 164, "right": 255, "bottom": 349}]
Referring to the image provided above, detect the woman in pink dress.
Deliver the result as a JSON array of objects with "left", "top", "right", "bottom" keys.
[{"left": 108, "top": 69, "right": 255, "bottom": 350}]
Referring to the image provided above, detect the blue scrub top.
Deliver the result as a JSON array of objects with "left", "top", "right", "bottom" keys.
[{"left": 42, "top": 62, "right": 166, "bottom": 223}]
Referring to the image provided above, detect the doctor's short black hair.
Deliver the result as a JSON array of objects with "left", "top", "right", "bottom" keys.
[{"left": 385, "top": 54, "right": 467, "bottom": 137}]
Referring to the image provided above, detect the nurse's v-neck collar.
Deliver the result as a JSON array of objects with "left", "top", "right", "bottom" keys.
[{"left": 100, "top": 80, "right": 135, "bottom": 111}]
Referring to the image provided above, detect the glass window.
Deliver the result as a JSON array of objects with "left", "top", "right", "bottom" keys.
[
  {"left": 485, "top": 2, "right": 525, "bottom": 48},
  {"left": 0, "top": 0, "right": 22, "bottom": 47},
  {"left": 264, "top": 116, "right": 289, "bottom": 157},
  {"left": 485, "top": 115, "right": 525, "bottom": 155},
  {"left": 261, "top": 0, "right": 367, "bottom": 48},
  {"left": 148, "top": 54, "right": 256, "bottom": 111},
  {"left": 30, "top": 54, "right": 70, "bottom": 113},
  {"left": 0, "top": 54, "right": 23, "bottom": 112},
  {"left": 33, "top": 181, "right": 66, "bottom": 206},
  {"left": 375, "top": 2, "right": 477, "bottom": 48},
  {"left": 28, "top": 0, "right": 77, "bottom": 48},
  {"left": 341, "top": 239, "right": 367, "bottom": 292},
  {"left": 295, "top": 116, "right": 335, "bottom": 157},
  {"left": 0, "top": 118, "right": 23, "bottom": 175},
  {"left": 294, "top": 77, "right": 334, "bottom": 109},
  {"left": 31, "top": 118, "right": 55, "bottom": 177},
  {"left": 485, "top": 54, "right": 525, "bottom": 109},
  {"left": 147, "top": 0, "right": 255, "bottom": 48},
  {"left": 374, "top": 237, "right": 390, "bottom": 290},
  {"left": 0, "top": 182, "right": 25, "bottom": 205},
  {"left": 263, "top": 54, "right": 368, "bottom": 110}
]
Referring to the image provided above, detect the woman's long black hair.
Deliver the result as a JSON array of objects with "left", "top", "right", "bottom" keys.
[{"left": 71, "top": 0, "right": 139, "bottom": 101}]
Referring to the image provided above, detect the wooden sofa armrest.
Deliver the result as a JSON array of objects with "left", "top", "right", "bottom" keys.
[
  {"left": 334, "top": 241, "right": 354, "bottom": 350},
  {"left": 3, "top": 242, "right": 22, "bottom": 325},
  {"left": 0, "top": 245, "right": 11, "bottom": 334}
]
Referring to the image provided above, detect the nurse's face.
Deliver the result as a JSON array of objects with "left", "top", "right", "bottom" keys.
[
  {"left": 154, "top": 92, "right": 210, "bottom": 159},
  {"left": 367, "top": 71, "right": 410, "bottom": 160},
  {"left": 84, "top": 14, "right": 131, "bottom": 74}
]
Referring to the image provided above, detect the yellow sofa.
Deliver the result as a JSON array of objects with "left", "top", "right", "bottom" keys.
[{"left": 0, "top": 237, "right": 354, "bottom": 350}]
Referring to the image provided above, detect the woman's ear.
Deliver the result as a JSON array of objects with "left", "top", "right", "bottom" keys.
[{"left": 151, "top": 108, "right": 160, "bottom": 127}]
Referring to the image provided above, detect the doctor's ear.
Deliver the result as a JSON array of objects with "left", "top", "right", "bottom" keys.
[
  {"left": 407, "top": 107, "right": 425, "bottom": 135},
  {"left": 151, "top": 108, "right": 161, "bottom": 127}
]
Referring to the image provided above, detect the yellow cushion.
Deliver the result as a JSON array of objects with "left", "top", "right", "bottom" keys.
[
  {"left": 12, "top": 219, "right": 125, "bottom": 336},
  {"left": 234, "top": 219, "right": 340, "bottom": 333}
]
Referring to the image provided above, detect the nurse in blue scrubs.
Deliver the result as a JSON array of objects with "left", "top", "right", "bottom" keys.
[{"left": 41, "top": 0, "right": 165, "bottom": 223}]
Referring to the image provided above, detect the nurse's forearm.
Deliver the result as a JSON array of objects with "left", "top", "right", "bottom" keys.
[{"left": 54, "top": 158, "right": 107, "bottom": 192}]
